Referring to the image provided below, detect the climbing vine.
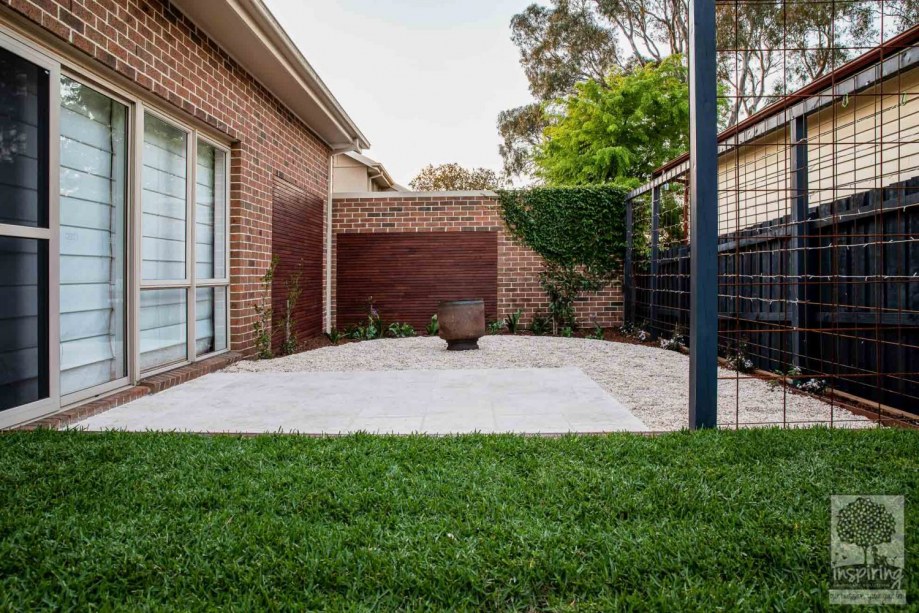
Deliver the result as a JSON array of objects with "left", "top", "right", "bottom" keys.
[{"left": 497, "top": 186, "right": 629, "bottom": 330}]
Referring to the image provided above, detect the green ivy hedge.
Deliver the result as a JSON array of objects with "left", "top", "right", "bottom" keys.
[{"left": 496, "top": 185, "right": 629, "bottom": 279}]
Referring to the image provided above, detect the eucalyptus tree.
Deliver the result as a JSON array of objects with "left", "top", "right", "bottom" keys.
[{"left": 499, "top": 0, "right": 918, "bottom": 181}]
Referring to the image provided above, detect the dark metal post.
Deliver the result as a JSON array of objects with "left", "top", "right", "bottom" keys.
[
  {"left": 688, "top": 0, "right": 718, "bottom": 429},
  {"left": 789, "top": 115, "right": 809, "bottom": 368},
  {"left": 649, "top": 186, "right": 661, "bottom": 338},
  {"left": 624, "top": 198, "right": 634, "bottom": 325}
]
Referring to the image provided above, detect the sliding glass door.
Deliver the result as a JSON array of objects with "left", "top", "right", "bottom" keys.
[
  {"left": 0, "top": 41, "right": 56, "bottom": 424},
  {"left": 0, "top": 29, "right": 231, "bottom": 427},
  {"left": 58, "top": 77, "right": 128, "bottom": 399}
]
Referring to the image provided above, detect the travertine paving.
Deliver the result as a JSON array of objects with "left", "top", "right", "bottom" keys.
[{"left": 75, "top": 367, "right": 648, "bottom": 434}]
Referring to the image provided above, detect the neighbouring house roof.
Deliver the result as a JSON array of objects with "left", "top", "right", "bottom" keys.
[
  {"left": 171, "top": 0, "right": 370, "bottom": 151},
  {"left": 340, "top": 151, "right": 409, "bottom": 191},
  {"left": 642, "top": 23, "right": 919, "bottom": 193}
]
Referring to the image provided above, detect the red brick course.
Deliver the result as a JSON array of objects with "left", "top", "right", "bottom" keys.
[
  {"left": 15, "top": 352, "right": 243, "bottom": 429},
  {"left": 16, "top": 386, "right": 149, "bottom": 430},
  {"left": 138, "top": 351, "right": 242, "bottom": 394},
  {"left": 2, "top": 0, "right": 332, "bottom": 356},
  {"left": 331, "top": 194, "right": 623, "bottom": 329}
]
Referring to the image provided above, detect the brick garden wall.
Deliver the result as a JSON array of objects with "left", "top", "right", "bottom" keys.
[
  {"left": 2, "top": 0, "right": 331, "bottom": 356},
  {"left": 331, "top": 193, "right": 623, "bottom": 330}
]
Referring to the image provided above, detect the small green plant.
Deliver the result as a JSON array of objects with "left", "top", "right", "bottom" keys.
[
  {"left": 659, "top": 324, "right": 686, "bottom": 352},
  {"left": 387, "top": 322, "right": 416, "bottom": 338},
  {"left": 540, "top": 263, "right": 601, "bottom": 334},
  {"left": 619, "top": 321, "right": 650, "bottom": 342},
  {"left": 529, "top": 314, "right": 550, "bottom": 336},
  {"left": 504, "top": 309, "right": 523, "bottom": 334},
  {"left": 487, "top": 320, "right": 506, "bottom": 335},
  {"left": 325, "top": 329, "right": 343, "bottom": 345},
  {"left": 725, "top": 339, "right": 755, "bottom": 373},
  {"left": 587, "top": 322, "right": 605, "bottom": 340},
  {"left": 425, "top": 314, "right": 439, "bottom": 336},
  {"left": 252, "top": 255, "right": 279, "bottom": 359},
  {"left": 771, "top": 365, "right": 827, "bottom": 395},
  {"left": 280, "top": 263, "right": 303, "bottom": 356},
  {"left": 560, "top": 326, "right": 574, "bottom": 338},
  {"left": 345, "top": 299, "right": 384, "bottom": 341}
]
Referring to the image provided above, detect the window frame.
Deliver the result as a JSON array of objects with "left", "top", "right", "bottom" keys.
[
  {"left": 0, "top": 29, "right": 61, "bottom": 427},
  {"left": 0, "top": 22, "right": 234, "bottom": 425},
  {"left": 57, "top": 70, "right": 136, "bottom": 407},
  {"left": 137, "top": 110, "right": 231, "bottom": 378}
]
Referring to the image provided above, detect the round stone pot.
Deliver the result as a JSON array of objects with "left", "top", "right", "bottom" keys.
[{"left": 437, "top": 299, "right": 486, "bottom": 351}]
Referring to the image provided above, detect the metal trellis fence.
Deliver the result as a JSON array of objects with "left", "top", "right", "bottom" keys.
[{"left": 625, "top": 1, "right": 919, "bottom": 428}]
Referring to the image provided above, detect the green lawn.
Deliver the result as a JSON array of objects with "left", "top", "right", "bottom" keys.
[{"left": 0, "top": 429, "right": 916, "bottom": 610}]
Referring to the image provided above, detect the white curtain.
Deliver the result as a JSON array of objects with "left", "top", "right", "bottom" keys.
[
  {"left": 139, "top": 114, "right": 188, "bottom": 370},
  {"left": 58, "top": 78, "right": 127, "bottom": 396},
  {"left": 193, "top": 141, "right": 227, "bottom": 355},
  {"left": 141, "top": 114, "right": 186, "bottom": 281},
  {"left": 139, "top": 288, "right": 187, "bottom": 370}
]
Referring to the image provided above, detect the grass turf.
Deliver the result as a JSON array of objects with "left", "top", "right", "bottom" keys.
[{"left": 0, "top": 428, "right": 916, "bottom": 610}]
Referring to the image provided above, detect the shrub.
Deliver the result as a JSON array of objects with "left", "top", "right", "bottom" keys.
[
  {"left": 529, "top": 314, "right": 550, "bottom": 336},
  {"left": 487, "top": 320, "right": 506, "bottom": 335},
  {"left": 587, "top": 322, "right": 605, "bottom": 340},
  {"left": 504, "top": 309, "right": 523, "bottom": 334},
  {"left": 252, "top": 256, "right": 279, "bottom": 359},
  {"left": 620, "top": 321, "right": 650, "bottom": 342},
  {"left": 725, "top": 340, "right": 755, "bottom": 373},
  {"left": 771, "top": 366, "right": 828, "bottom": 395},
  {"left": 280, "top": 263, "right": 303, "bottom": 356},
  {"left": 387, "top": 322, "right": 415, "bottom": 338},
  {"left": 660, "top": 324, "right": 686, "bottom": 352},
  {"left": 346, "top": 298, "right": 385, "bottom": 341}
]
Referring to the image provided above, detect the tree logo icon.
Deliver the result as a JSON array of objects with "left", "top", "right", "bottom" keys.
[
  {"left": 830, "top": 495, "right": 905, "bottom": 606},
  {"left": 836, "top": 497, "right": 896, "bottom": 566}
]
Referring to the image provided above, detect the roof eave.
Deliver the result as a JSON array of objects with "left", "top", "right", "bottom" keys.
[{"left": 170, "top": 0, "right": 370, "bottom": 151}]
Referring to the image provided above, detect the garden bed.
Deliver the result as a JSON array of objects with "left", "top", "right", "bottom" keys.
[
  {"left": 0, "top": 429, "right": 916, "bottom": 609},
  {"left": 230, "top": 336, "right": 870, "bottom": 431}
]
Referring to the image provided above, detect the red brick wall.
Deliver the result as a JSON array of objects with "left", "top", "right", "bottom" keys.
[
  {"left": 331, "top": 193, "right": 623, "bottom": 330},
  {"left": 2, "top": 0, "right": 331, "bottom": 356}
]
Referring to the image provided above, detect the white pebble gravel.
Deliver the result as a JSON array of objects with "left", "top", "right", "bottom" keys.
[{"left": 226, "top": 336, "right": 870, "bottom": 432}]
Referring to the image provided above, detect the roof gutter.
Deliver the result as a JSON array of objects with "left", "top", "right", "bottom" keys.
[
  {"left": 367, "top": 164, "right": 396, "bottom": 190},
  {"left": 170, "top": 0, "right": 370, "bottom": 151}
]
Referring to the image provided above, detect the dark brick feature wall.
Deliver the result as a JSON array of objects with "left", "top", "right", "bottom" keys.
[
  {"left": 271, "top": 178, "right": 324, "bottom": 350},
  {"left": 336, "top": 231, "right": 499, "bottom": 329}
]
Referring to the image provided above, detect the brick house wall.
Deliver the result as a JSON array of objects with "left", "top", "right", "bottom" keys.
[
  {"left": 331, "top": 193, "right": 623, "bottom": 330},
  {"left": 1, "top": 0, "right": 331, "bottom": 356}
]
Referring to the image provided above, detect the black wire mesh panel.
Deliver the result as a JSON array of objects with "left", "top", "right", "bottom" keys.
[{"left": 624, "top": 1, "right": 918, "bottom": 427}]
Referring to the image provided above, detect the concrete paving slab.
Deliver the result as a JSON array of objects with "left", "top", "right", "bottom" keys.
[{"left": 74, "top": 367, "right": 648, "bottom": 434}]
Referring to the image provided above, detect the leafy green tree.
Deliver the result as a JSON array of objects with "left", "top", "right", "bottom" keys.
[
  {"left": 409, "top": 163, "right": 506, "bottom": 191},
  {"left": 535, "top": 56, "right": 689, "bottom": 185},
  {"left": 499, "top": 0, "right": 918, "bottom": 180}
]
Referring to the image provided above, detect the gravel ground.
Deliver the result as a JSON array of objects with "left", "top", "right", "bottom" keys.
[{"left": 227, "top": 336, "right": 870, "bottom": 432}]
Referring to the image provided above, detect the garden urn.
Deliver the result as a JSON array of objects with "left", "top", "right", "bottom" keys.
[{"left": 437, "top": 299, "right": 486, "bottom": 350}]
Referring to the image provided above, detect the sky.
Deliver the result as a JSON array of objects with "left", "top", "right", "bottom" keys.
[{"left": 262, "top": 0, "right": 535, "bottom": 187}]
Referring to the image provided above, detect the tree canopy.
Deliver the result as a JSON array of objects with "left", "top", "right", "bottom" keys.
[
  {"left": 409, "top": 163, "right": 506, "bottom": 191},
  {"left": 535, "top": 56, "right": 690, "bottom": 185},
  {"left": 499, "top": 0, "right": 919, "bottom": 181}
]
